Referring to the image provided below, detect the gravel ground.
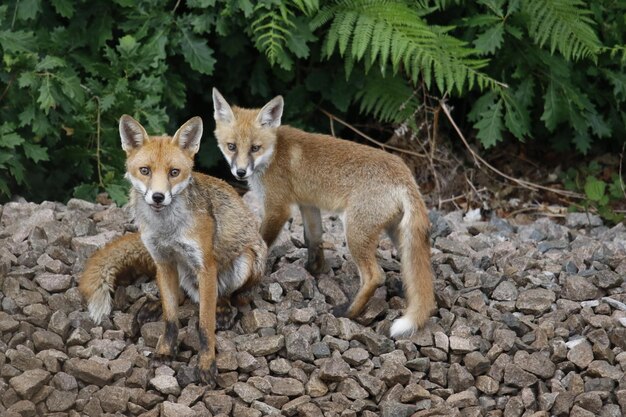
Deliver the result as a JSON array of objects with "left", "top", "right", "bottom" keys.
[{"left": 0, "top": 195, "right": 625, "bottom": 417}]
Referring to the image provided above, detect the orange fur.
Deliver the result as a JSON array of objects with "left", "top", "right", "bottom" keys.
[{"left": 213, "top": 89, "right": 435, "bottom": 337}]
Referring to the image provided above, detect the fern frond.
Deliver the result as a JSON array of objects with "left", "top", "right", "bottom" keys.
[
  {"left": 251, "top": 0, "right": 320, "bottom": 66},
  {"left": 313, "top": 0, "right": 501, "bottom": 94},
  {"left": 355, "top": 72, "right": 419, "bottom": 124},
  {"left": 524, "top": 0, "right": 601, "bottom": 61}
]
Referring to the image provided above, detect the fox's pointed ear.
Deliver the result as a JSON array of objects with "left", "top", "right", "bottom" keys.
[
  {"left": 174, "top": 116, "right": 203, "bottom": 154},
  {"left": 119, "top": 115, "right": 148, "bottom": 152},
  {"left": 212, "top": 88, "right": 235, "bottom": 123},
  {"left": 257, "top": 95, "right": 284, "bottom": 128}
]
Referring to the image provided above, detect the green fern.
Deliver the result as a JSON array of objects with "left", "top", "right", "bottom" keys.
[
  {"left": 311, "top": 0, "right": 501, "bottom": 94},
  {"left": 251, "top": 0, "right": 319, "bottom": 68},
  {"left": 355, "top": 72, "right": 419, "bottom": 124},
  {"left": 523, "top": 0, "right": 601, "bottom": 61}
]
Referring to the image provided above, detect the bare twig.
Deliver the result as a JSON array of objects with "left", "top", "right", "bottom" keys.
[
  {"left": 439, "top": 100, "right": 584, "bottom": 199},
  {"left": 93, "top": 96, "right": 104, "bottom": 188},
  {"left": 0, "top": 75, "right": 15, "bottom": 103},
  {"left": 619, "top": 142, "right": 626, "bottom": 198},
  {"left": 171, "top": 0, "right": 182, "bottom": 13},
  {"left": 320, "top": 109, "right": 428, "bottom": 158},
  {"left": 438, "top": 188, "right": 488, "bottom": 204}
]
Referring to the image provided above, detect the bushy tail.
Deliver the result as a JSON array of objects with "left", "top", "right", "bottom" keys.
[
  {"left": 79, "top": 233, "right": 156, "bottom": 324},
  {"left": 390, "top": 189, "right": 436, "bottom": 338}
]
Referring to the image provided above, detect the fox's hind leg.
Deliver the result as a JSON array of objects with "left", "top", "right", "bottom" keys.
[
  {"left": 136, "top": 285, "right": 184, "bottom": 328},
  {"left": 300, "top": 205, "right": 329, "bottom": 275},
  {"left": 217, "top": 243, "right": 267, "bottom": 330},
  {"left": 333, "top": 209, "right": 385, "bottom": 318}
]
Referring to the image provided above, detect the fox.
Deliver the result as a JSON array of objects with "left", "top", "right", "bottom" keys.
[
  {"left": 80, "top": 114, "right": 267, "bottom": 385},
  {"left": 211, "top": 88, "right": 436, "bottom": 338}
]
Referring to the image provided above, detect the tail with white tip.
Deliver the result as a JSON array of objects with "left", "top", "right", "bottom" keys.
[
  {"left": 389, "top": 189, "right": 436, "bottom": 338},
  {"left": 79, "top": 233, "right": 156, "bottom": 324}
]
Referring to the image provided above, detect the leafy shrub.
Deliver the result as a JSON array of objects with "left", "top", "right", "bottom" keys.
[{"left": 1, "top": 0, "right": 624, "bottom": 204}]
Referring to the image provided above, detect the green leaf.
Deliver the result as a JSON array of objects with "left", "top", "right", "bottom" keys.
[
  {"left": 474, "top": 23, "right": 504, "bottom": 54},
  {"left": 117, "top": 35, "right": 139, "bottom": 55},
  {"left": 105, "top": 184, "right": 128, "bottom": 206},
  {"left": 541, "top": 81, "right": 565, "bottom": 131},
  {"left": 503, "top": 94, "right": 530, "bottom": 140},
  {"left": 0, "top": 132, "right": 25, "bottom": 148},
  {"left": 8, "top": 159, "right": 25, "bottom": 185},
  {"left": 474, "top": 98, "right": 504, "bottom": 148},
  {"left": 178, "top": 28, "right": 215, "bottom": 75},
  {"left": 468, "top": 91, "right": 496, "bottom": 122},
  {"left": 286, "top": 17, "right": 317, "bottom": 59},
  {"left": 586, "top": 112, "right": 611, "bottom": 138},
  {"left": 22, "top": 142, "right": 49, "bottom": 162},
  {"left": 51, "top": 0, "right": 75, "bottom": 18},
  {"left": 604, "top": 70, "right": 626, "bottom": 101},
  {"left": 35, "top": 56, "right": 66, "bottom": 71},
  {"left": 18, "top": 106, "right": 35, "bottom": 127},
  {"left": 0, "top": 177, "right": 9, "bottom": 196},
  {"left": 584, "top": 176, "right": 606, "bottom": 202},
  {"left": 572, "top": 131, "right": 592, "bottom": 154},
  {"left": 37, "top": 77, "right": 56, "bottom": 113},
  {"left": 73, "top": 183, "right": 98, "bottom": 202},
  {"left": 187, "top": 0, "right": 216, "bottom": 7},
  {"left": 17, "top": 0, "right": 41, "bottom": 20},
  {"left": 0, "top": 30, "right": 36, "bottom": 52},
  {"left": 236, "top": 0, "right": 254, "bottom": 17}
]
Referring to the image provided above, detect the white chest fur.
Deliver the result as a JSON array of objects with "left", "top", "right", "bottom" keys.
[{"left": 134, "top": 198, "right": 204, "bottom": 302}]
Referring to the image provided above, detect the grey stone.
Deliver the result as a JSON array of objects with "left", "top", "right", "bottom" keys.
[
  {"left": 562, "top": 276, "right": 602, "bottom": 301},
  {"left": 9, "top": 368, "right": 50, "bottom": 398},
  {"left": 34, "top": 273, "right": 72, "bottom": 292},
  {"left": 567, "top": 339, "right": 594, "bottom": 369},
  {"left": 233, "top": 382, "right": 264, "bottom": 403},
  {"left": 285, "top": 331, "right": 314, "bottom": 362},
  {"left": 96, "top": 385, "right": 130, "bottom": 413},
  {"left": 380, "top": 401, "right": 418, "bottom": 417},
  {"left": 161, "top": 401, "right": 195, "bottom": 417},
  {"left": 150, "top": 374, "right": 181, "bottom": 396},
  {"left": 238, "top": 335, "right": 285, "bottom": 356},
  {"left": 516, "top": 288, "right": 556, "bottom": 313},
  {"left": 319, "top": 356, "right": 350, "bottom": 381},
  {"left": 267, "top": 376, "right": 305, "bottom": 396},
  {"left": 514, "top": 351, "right": 555, "bottom": 379}
]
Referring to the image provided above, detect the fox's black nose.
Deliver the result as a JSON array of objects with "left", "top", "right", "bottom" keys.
[
  {"left": 236, "top": 169, "right": 246, "bottom": 178},
  {"left": 152, "top": 193, "right": 165, "bottom": 204}
]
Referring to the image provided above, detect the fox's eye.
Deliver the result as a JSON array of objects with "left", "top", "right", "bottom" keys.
[
  {"left": 251, "top": 145, "right": 261, "bottom": 153},
  {"left": 227, "top": 143, "right": 236, "bottom": 151},
  {"left": 170, "top": 169, "right": 180, "bottom": 177},
  {"left": 139, "top": 167, "right": 150, "bottom": 176}
]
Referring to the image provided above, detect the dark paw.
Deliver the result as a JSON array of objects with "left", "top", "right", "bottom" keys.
[
  {"left": 154, "top": 334, "right": 178, "bottom": 360},
  {"left": 231, "top": 288, "right": 255, "bottom": 307},
  {"left": 197, "top": 360, "right": 217, "bottom": 388},
  {"left": 305, "top": 257, "right": 330, "bottom": 276},
  {"left": 331, "top": 302, "right": 351, "bottom": 318},
  {"left": 216, "top": 303, "right": 238, "bottom": 331},
  {"left": 136, "top": 299, "right": 163, "bottom": 327}
]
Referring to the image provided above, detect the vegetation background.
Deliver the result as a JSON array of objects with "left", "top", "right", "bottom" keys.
[{"left": 1, "top": 0, "right": 624, "bottom": 220}]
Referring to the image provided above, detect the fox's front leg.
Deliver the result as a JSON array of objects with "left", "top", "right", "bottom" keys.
[
  {"left": 197, "top": 258, "right": 218, "bottom": 387},
  {"left": 299, "top": 205, "right": 329, "bottom": 275},
  {"left": 154, "top": 262, "right": 180, "bottom": 358},
  {"left": 260, "top": 201, "right": 291, "bottom": 248}
]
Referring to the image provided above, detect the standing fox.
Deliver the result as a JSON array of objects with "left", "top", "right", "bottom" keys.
[
  {"left": 212, "top": 89, "right": 435, "bottom": 337},
  {"left": 81, "top": 115, "right": 266, "bottom": 385}
]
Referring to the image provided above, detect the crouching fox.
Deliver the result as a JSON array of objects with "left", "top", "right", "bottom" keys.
[
  {"left": 80, "top": 115, "right": 267, "bottom": 385},
  {"left": 212, "top": 89, "right": 435, "bottom": 337}
]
